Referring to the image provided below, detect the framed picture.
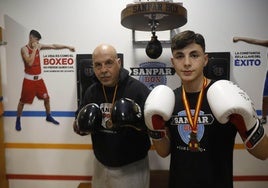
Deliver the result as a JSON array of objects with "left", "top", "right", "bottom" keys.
[{"left": 204, "top": 52, "right": 230, "bottom": 81}]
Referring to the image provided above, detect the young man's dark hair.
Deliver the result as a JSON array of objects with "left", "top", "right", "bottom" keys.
[{"left": 171, "top": 30, "right": 205, "bottom": 52}]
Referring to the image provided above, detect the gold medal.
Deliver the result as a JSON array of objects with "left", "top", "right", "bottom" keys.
[
  {"left": 105, "top": 119, "right": 113, "bottom": 129},
  {"left": 102, "top": 84, "right": 118, "bottom": 130},
  {"left": 188, "top": 132, "right": 199, "bottom": 152}
]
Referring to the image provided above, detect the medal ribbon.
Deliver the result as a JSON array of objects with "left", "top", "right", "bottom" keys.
[
  {"left": 102, "top": 84, "right": 118, "bottom": 129},
  {"left": 102, "top": 84, "right": 118, "bottom": 105},
  {"left": 182, "top": 77, "right": 207, "bottom": 133}
]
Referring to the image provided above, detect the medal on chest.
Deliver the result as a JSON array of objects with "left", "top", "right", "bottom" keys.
[
  {"left": 102, "top": 84, "right": 118, "bottom": 129},
  {"left": 182, "top": 77, "right": 207, "bottom": 152}
]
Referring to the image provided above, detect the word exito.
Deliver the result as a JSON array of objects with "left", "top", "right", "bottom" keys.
[{"left": 234, "top": 51, "right": 261, "bottom": 66}]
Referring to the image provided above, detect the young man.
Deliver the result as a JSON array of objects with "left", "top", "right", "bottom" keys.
[
  {"left": 144, "top": 30, "right": 268, "bottom": 188},
  {"left": 73, "top": 44, "right": 151, "bottom": 188},
  {"left": 233, "top": 36, "right": 268, "bottom": 124},
  {"left": 16, "top": 29, "right": 75, "bottom": 131}
]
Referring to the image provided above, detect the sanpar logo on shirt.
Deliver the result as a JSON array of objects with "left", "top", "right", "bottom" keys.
[{"left": 171, "top": 110, "right": 214, "bottom": 152}]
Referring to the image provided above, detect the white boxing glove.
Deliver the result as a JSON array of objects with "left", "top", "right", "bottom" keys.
[
  {"left": 144, "top": 85, "right": 175, "bottom": 139},
  {"left": 207, "top": 80, "right": 265, "bottom": 149}
]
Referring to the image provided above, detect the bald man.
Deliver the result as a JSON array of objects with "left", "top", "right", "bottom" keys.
[{"left": 73, "top": 44, "right": 151, "bottom": 188}]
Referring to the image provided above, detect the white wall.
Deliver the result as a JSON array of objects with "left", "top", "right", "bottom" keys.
[{"left": 0, "top": 0, "right": 268, "bottom": 188}]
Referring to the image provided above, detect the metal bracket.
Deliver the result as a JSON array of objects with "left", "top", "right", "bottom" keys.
[{"left": 132, "top": 30, "right": 172, "bottom": 45}]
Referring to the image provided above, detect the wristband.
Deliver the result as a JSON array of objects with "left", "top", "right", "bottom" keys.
[
  {"left": 245, "top": 119, "right": 265, "bottom": 149},
  {"left": 148, "top": 129, "right": 165, "bottom": 140}
]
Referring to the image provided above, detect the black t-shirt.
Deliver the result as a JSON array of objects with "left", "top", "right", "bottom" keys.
[
  {"left": 167, "top": 81, "right": 237, "bottom": 188},
  {"left": 80, "top": 68, "right": 151, "bottom": 167}
]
